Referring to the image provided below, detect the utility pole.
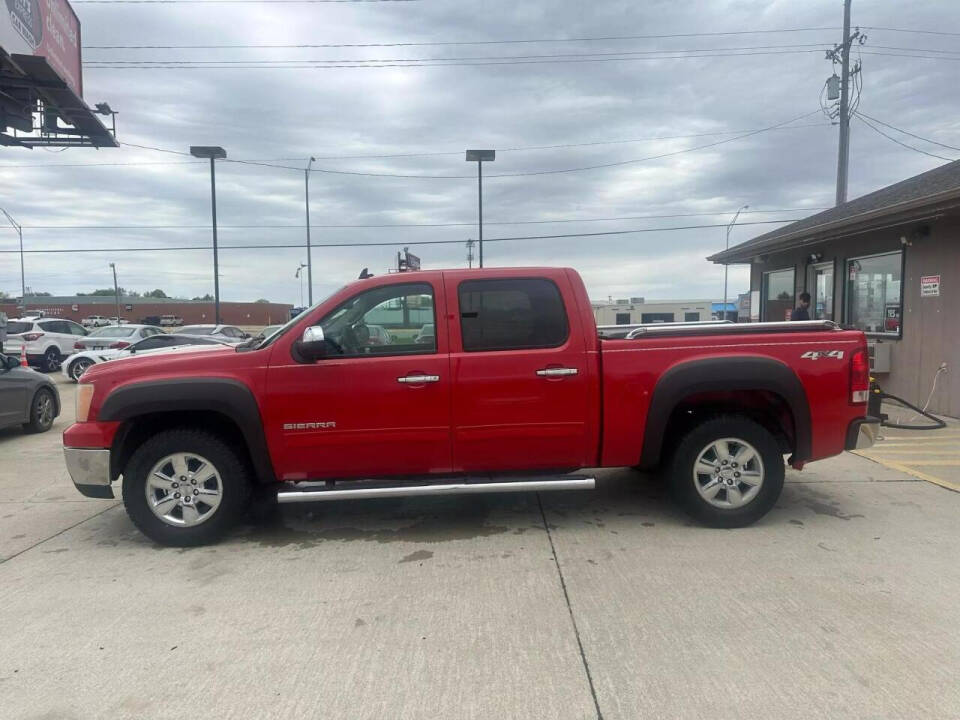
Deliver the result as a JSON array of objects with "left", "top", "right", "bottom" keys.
[
  {"left": 305, "top": 157, "right": 316, "bottom": 305},
  {"left": 835, "top": 0, "right": 852, "bottom": 205},
  {"left": 109, "top": 263, "right": 121, "bottom": 326},
  {"left": 827, "top": 0, "right": 862, "bottom": 206},
  {"left": 1, "top": 209, "right": 25, "bottom": 315},
  {"left": 723, "top": 205, "right": 748, "bottom": 320},
  {"left": 466, "top": 238, "right": 475, "bottom": 268}
]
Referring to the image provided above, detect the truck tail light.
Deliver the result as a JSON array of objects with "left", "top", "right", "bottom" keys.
[
  {"left": 76, "top": 384, "right": 95, "bottom": 423},
  {"left": 23, "top": 332, "right": 44, "bottom": 341},
  {"left": 109, "top": 341, "right": 130, "bottom": 349},
  {"left": 850, "top": 347, "right": 869, "bottom": 404}
]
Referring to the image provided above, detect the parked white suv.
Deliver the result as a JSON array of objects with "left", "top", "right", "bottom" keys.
[
  {"left": 4, "top": 317, "right": 88, "bottom": 372},
  {"left": 160, "top": 315, "right": 183, "bottom": 327},
  {"left": 82, "top": 316, "right": 112, "bottom": 328}
]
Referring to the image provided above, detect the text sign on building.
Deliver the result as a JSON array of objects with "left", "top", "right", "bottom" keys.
[
  {"left": 920, "top": 275, "right": 941, "bottom": 298},
  {"left": 1, "top": 0, "right": 83, "bottom": 97}
]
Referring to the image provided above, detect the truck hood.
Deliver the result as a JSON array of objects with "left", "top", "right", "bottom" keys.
[{"left": 81, "top": 344, "right": 234, "bottom": 381}]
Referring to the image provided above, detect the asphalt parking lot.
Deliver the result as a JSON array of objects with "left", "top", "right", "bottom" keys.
[{"left": 2, "top": 376, "right": 959, "bottom": 719}]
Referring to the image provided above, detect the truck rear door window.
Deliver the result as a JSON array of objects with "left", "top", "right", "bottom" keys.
[{"left": 458, "top": 278, "right": 568, "bottom": 352}]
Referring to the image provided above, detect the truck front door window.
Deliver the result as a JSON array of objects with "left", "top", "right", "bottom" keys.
[{"left": 320, "top": 283, "right": 436, "bottom": 357}]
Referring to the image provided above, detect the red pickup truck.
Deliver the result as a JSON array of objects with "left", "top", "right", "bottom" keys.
[{"left": 63, "top": 267, "right": 878, "bottom": 546}]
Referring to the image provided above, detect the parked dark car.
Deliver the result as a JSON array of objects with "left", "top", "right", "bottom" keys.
[{"left": 0, "top": 355, "right": 60, "bottom": 433}]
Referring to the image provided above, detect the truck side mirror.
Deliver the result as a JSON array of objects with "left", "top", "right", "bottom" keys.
[{"left": 297, "top": 326, "right": 327, "bottom": 362}]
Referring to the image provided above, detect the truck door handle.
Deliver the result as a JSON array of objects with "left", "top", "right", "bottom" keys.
[
  {"left": 536, "top": 367, "right": 579, "bottom": 377},
  {"left": 397, "top": 374, "right": 440, "bottom": 384}
]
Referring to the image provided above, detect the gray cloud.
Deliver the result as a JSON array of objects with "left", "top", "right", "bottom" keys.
[{"left": 1, "top": 0, "right": 957, "bottom": 305}]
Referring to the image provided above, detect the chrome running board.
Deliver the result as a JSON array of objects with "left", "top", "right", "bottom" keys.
[{"left": 276, "top": 475, "right": 595, "bottom": 504}]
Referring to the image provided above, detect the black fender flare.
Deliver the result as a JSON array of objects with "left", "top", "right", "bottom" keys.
[
  {"left": 639, "top": 356, "right": 811, "bottom": 468},
  {"left": 99, "top": 378, "right": 276, "bottom": 483}
]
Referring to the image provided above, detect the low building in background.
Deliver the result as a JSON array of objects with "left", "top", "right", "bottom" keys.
[
  {"left": 709, "top": 159, "right": 960, "bottom": 418},
  {"left": 0, "top": 296, "right": 293, "bottom": 327},
  {"left": 592, "top": 298, "right": 720, "bottom": 325}
]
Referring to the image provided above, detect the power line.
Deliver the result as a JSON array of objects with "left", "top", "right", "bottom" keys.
[
  {"left": 88, "top": 43, "right": 835, "bottom": 64},
  {"left": 314, "top": 110, "right": 826, "bottom": 178},
  {"left": 87, "top": 44, "right": 960, "bottom": 67},
  {"left": 85, "top": 48, "right": 838, "bottom": 68},
  {"left": 855, "top": 111, "right": 960, "bottom": 151},
  {"left": 76, "top": 0, "right": 416, "bottom": 4},
  {"left": 860, "top": 26, "right": 960, "bottom": 37},
  {"left": 17, "top": 209, "right": 827, "bottom": 231},
  {"left": 854, "top": 114, "right": 955, "bottom": 162},
  {"left": 84, "top": 28, "right": 840, "bottom": 50},
  {"left": 0, "top": 123, "right": 830, "bottom": 169},
  {"left": 0, "top": 219, "right": 798, "bottom": 253},
  {"left": 103, "top": 110, "right": 822, "bottom": 179}
]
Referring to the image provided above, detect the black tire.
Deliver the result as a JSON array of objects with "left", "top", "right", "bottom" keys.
[
  {"left": 68, "top": 357, "right": 94, "bottom": 382},
  {"left": 42, "top": 347, "right": 61, "bottom": 373},
  {"left": 668, "top": 415, "right": 784, "bottom": 528},
  {"left": 24, "top": 387, "right": 57, "bottom": 434},
  {"left": 122, "top": 429, "right": 252, "bottom": 546}
]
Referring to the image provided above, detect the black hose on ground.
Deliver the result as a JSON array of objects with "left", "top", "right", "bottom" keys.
[{"left": 870, "top": 381, "right": 946, "bottom": 430}]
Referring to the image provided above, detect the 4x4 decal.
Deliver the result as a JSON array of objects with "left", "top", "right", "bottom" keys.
[{"left": 801, "top": 350, "right": 845, "bottom": 360}]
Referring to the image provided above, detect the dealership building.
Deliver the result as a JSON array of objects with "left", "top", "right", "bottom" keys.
[
  {"left": 0, "top": 296, "right": 293, "bottom": 327},
  {"left": 709, "top": 160, "right": 960, "bottom": 418}
]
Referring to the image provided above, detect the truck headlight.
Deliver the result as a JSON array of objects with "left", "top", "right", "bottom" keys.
[{"left": 76, "top": 384, "right": 95, "bottom": 423}]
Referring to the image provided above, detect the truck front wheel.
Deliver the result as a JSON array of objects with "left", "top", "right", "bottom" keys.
[
  {"left": 122, "top": 429, "right": 252, "bottom": 546},
  {"left": 669, "top": 416, "right": 784, "bottom": 528}
]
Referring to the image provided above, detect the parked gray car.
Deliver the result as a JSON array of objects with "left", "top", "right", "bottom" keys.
[{"left": 0, "top": 355, "right": 61, "bottom": 433}]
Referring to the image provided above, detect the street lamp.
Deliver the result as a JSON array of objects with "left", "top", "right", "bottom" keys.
[
  {"left": 1, "top": 208, "right": 25, "bottom": 315},
  {"left": 295, "top": 263, "right": 308, "bottom": 308},
  {"left": 465, "top": 150, "right": 495, "bottom": 267},
  {"left": 305, "top": 157, "right": 316, "bottom": 305},
  {"left": 723, "top": 205, "right": 749, "bottom": 321},
  {"left": 190, "top": 145, "right": 227, "bottom": 324},
  {"left": 109, "top": 263, "right": 121, "bottom": 325}
]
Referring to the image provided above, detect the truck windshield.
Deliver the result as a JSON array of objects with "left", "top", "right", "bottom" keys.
[{"left": 244, "top": 286, "right": 344, "bottom": 351}]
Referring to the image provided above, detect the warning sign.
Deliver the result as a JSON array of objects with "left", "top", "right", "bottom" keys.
[{"left": 920, "top": 275, "right": 941, "bottom": 298}]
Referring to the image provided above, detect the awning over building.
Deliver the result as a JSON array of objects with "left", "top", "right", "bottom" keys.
[{"left": 708, "top": 159, "right": 960, "bottom": 264}]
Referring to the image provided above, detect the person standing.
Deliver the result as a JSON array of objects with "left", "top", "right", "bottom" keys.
[{"left": 792, "top": 292, "right": 812, "bottom": 321}]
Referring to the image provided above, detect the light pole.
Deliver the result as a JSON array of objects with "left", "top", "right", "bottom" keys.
[
  {"left": 305, "top": 157, "right": 316, "bottom": 305},
  {"left": 190, "top": 146, "right": 227, "bottom": 324},
  {"left": 109, "top": 263, "right": 121, "bottom": 325},
  {"left": 1, "top": 208, "right": 25, "bottom": 315},
  {"left": 723, "top": 205, "right": 749, "bottom": 321},
  {"left": 465, "top": 150, "right": 495, "bottom": 267},
  {"left": 295, "top": 263, "right": 308, "bottom": 308}
]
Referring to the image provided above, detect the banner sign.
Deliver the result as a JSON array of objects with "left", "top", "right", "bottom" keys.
[{"left": 2, "top": 0, "right": 83, "bottom": 97}]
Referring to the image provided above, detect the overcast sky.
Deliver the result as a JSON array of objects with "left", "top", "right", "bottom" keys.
[{"left": 1, "top": 0, "right": 958, "bottom": 306}]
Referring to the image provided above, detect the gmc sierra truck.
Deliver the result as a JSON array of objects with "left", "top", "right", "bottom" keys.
[{"left": 63, "top": 267, "right": 879, "bottom": 546}]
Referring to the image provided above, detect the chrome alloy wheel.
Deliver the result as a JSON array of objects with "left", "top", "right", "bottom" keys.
[
  {"left": 35, "top": 391, "right": 55, "bottom": 430},
  {"left": 693, "top": 438, "right": 764, "bottom": 509},
  {"left": 145, "top": 453, "right": 223, "bottom": 527}
]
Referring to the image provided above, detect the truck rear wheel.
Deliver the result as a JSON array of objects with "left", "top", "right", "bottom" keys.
[
  {"left": 669, "top": 416, "right": 784, "bottom": 528},
  {"left": 122, "top": 429, "right": 252, "bottom": 546}
]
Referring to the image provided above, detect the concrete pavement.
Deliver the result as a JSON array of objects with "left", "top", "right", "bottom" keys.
[{"left": 2, "top": 377, "right": 959, "bottom": 719}]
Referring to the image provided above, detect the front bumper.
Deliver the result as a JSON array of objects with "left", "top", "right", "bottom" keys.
[
  {"left": 64, "top": 447, "right": 114, "bottom": 499},
  {"left": 845, "top": 416, "right": 881, "bottom": 451}
]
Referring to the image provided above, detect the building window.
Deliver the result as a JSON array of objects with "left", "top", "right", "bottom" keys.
[
  {"left": 615, "top": 312, "right": 631, "bottom": 325},
  {"left": 641, "top": 312, "right": 674, "bottom": 323},
  {"left": 684, "top": 312, "right": 700, "bottom": 322},
  {"left": 761, "top": 267, "right": 795, "bottom": 322},
  {"left": 845, "top": 251, "right": 902, "bottom": 336},
  {"left": 807, "top": 261, "right": 835, "bottom": 320}
]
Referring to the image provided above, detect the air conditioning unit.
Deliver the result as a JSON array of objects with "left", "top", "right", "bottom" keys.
[{"left": 868, "top": 341, "right": 891, "bottom": 373}]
